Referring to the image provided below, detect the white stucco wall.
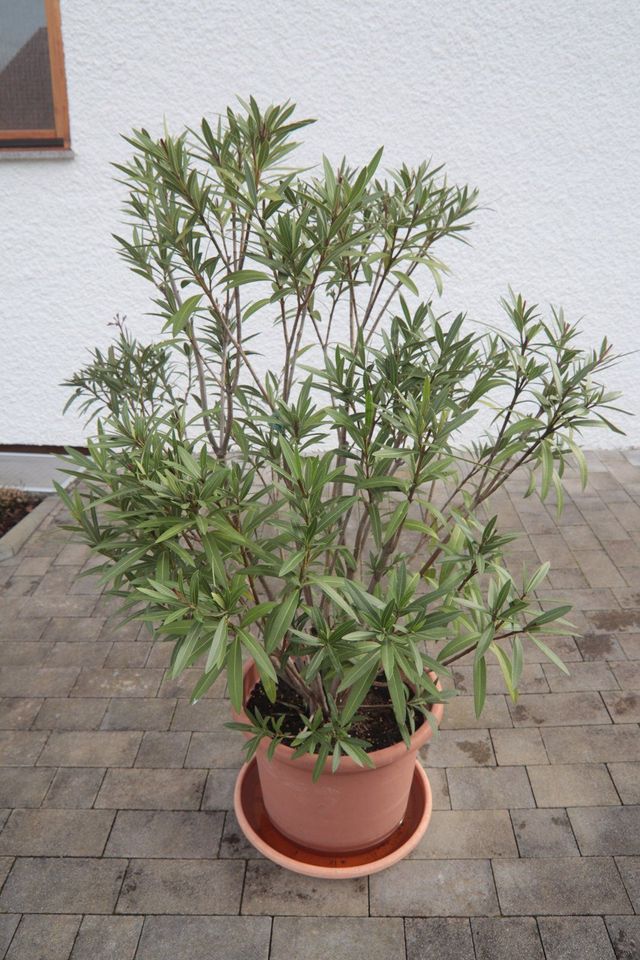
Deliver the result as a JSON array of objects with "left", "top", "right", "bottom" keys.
[{"left": 1, "top": 0, "right": 639, "bottom": 446}]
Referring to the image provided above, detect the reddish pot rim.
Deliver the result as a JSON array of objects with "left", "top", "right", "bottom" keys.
[{"left": 232, "top": 659, "right": 445, "bottom": 774}]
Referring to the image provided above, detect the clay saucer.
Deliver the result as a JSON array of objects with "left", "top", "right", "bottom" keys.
[{"left": 233, "top": 758, "right": 432, "bottom": 879}]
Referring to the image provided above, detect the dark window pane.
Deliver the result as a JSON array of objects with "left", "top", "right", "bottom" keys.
[{"left": 0, "top": 0, "right": 54, "bottom": 130}]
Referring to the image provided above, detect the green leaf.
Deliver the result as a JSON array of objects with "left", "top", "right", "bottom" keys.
[
  {"left": 226, "top": 636, "right": 244, "bottom": 713},
  {"left": 310, "top": 577, "right": 358, "bottom": 620},
  {"left": 473, "top": 656, "right": 486, "bottom": 718},
  {"left": 391, "top": 270, "right": 418, "bottom": 296},
  {"left": 279, "top": 550, "right": 306, "bottom": 577},
  {"left": 527, "top": 605, "right": 572, "bottom": 628},
  {"left": 239, "top": 629, "right": 276, "bottom": 682},
  {"left": 540, "top": 442, "right": 553, "bottom": 501},
  {"left": 264, "top": 591, "right": 299, "bottom": 653},
  {"left": 205, "top": 617, "right": 228, "bottom": 673},
  {"left": 341, "top": 657, "right": 380, "bottom": 725},
  {"left": 224, "top": 269, "right": 271, "bottom": 289},
  {"left": 526, "top": 561, "right": 550, "bottom": 593},
  {"left": 190, "top": 665, "right": 224, "bottom": 703},
  {"left": 529, "top": 634, "right": 570, "bottom": 675},
  {"left": 168, "top": 294, "right": 202, "bottom": 335},
  {"left": 568, "top": 439, "right": 588, "bottom": 491}
]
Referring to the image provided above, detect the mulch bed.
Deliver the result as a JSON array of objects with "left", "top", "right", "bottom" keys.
[{"left": 0, "top": 488, "right": 43, "bottom": 539}]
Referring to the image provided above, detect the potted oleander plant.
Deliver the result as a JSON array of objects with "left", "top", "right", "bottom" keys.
[{"left": 60, "top": 98, "right": 622, "bottom": 872}]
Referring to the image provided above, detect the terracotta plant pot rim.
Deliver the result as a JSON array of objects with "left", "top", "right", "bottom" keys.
[
  {"left": 233, "top": 659, "right": 445, "bottom": 774},
  {"left": 234, "top": 756, "right": 433, "bottom": 878}
]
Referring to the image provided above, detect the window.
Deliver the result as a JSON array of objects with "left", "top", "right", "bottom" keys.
[{"left": 0, "top": 0, "right": 69, "bottom": 149}]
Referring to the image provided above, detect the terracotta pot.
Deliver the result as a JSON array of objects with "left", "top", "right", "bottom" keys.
[{"left": 232, "top": 660, "right": 444, "bottom": 853}]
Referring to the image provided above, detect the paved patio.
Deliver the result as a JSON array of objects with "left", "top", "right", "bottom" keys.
[{"left": 0, "top": 449, "right": 639, "bottom": 959}]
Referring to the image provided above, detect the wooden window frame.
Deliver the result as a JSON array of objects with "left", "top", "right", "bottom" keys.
[{"left": 0, "top": 0, "right": 70, "bottom": 150}]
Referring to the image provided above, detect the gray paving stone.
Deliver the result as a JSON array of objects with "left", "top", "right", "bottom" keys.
[
  {"left": 35, "top": 568, "right": 82, "bottom": 596},
  {"left": 528, "top": 762, "right": 619, "bottom": 806},
  {"left": 603, "top": 692, "right": 640, "bottom": 722},
  {"left": 34, "top": 697, "right": 108, "bottom": 730},
  {"left": 440, "top": 695, "right": 512, "bottom": 729},
  {"left": 54, "top": 543, "right": 92, "bottom": 566},
  {"left": 116, "top": 858, "right": 244, "bottom": 914},
  {"left": 543, "top": 660, "right": 619, "bottom": 692},
  {"left": 135, "top": 916, "right": 271, "bottom": 960},
  {"left": 71, "top": 668, "right": 163, "bottom": 698},
  {"left": 511, "top": 808, "right": 580, "bottom": 857},
  {"left": 568, "top": 806, "right": 640, "bottom": 855},
  {"left": 423, "top": 766, "right": 451, "bottom": 809},
  {"left": 0, "top": 857, "right": 127, "bottom": 913},
  {"left": 472, "top": 917, "right": 545, "bottom": 960},
  {"left": 145, "top": 643, "right": 173, "bottom": 668},
  {"left": 0, "top": 641, "right": 52, "bottom": 665},
  {"left": 542, "top": 725, "right": 640, "bottom": 763},
  {"left": 42, "top": 767, "right": 106, "bottom": 807},
  {"left": 104, "top": 641, "right": 151, "bottom": 668},
  {"left": 161, "top": 671, "right": 226, "bottom": 700},
  {"left": 421, "top": 729, "right": 496, "bottom": 767},
  {"left": 609, "top": 763, "right": 640, "bottom": 803},
  {"left": 0, "top": 808, "right": 114, "bottom": 856},
  {"left": 509, "top": 692, "right": 611, "bottom": 726},
  {"left": 587, "top": 608, "right": 640, "bottom": 635},
  {"left": 15, "top": 557, "right": 52, "bottom": 576},
  {"left": 5, "top": 914, "right": 81, "bottom": 960},
  {"left": 243, "top": 859, "right": 368, "bottom": 916},
  {"left": 22, "top": 595, "right": 97, "bottom": 619},
  {"left": 171, "top": 698, "right": 234, "bottom": 732},
  {"left": 99, "top": 618, "right": 145, "bottom": 643},
  {"left": 185, "top": 731, "right": 245, "bottom": 768},
  {"left": 0, "top": 667, "right": 78, "bottom": 698},
  {"left": 70, "top": 915, "right": 143, "bottom": 960},
  {"left": 538, "top": 916, "right": 616, "bottom": 960},
  {"left": 37, "top": 730, "right": 141, "bottom": 766},
  {"left": 619, "top": 634, "right": 640, "bottom": 659},
  {"left": 405, "top": 918, "right": 474, "bottom": 960},
  {"left": 0, "top": 698, "right": 42, "bottom": 729},
  {"left": 47, "top": 641, "right": 112, "bottom": 667},
  {"left": 491, "top": 727, "right": 548, "bottom": 765},
  {"left": 577, "top": 633, "right": 628, "bottom": 659},
  {"left": 613, "top": 662, "right": 640, "bottom": 691},
  {"left": 0, "top": 916, "right": 20, "bottom": 957},
  {"left": 454, "top": 663, "right": 548, "bottom": 695},
  {"left": 605, "top": 915, "right": 640, "bottom": 960},
  {"left": 134, "top": 731, "right": 190, "bottom": 767},
  {"left": 202, "top": 768, "right": 237, "bottom": 810},
  {"left": 0, "top": 856, "right": 13, "bottom": 889},
  {"left": 105, "top": 810, "right": 224, "bottom": 858},
  {"left": 0, "top": 767, "right": 54, "bottom": 806},
  {"left": 0, "top": 731, "right": 47, "bottom": 765},
  {"left": 219, "top": 810, "right": 263, "bottom": 859},
  {"left": 0, "top": 618, "right": 48, "bottom": 640},
  {"left": 370, "top": 859, "right": 499, "bottom": 916},
  {"left": 270, "top": 917, "right": 405, "bottom": 960},
  {"left": 409, "top": 809, "right": 517, "bottom": 858},
  {"left": 447, "top": 765, "right": 535, "bottom": 809},
  {"left": 518, "top": 634, "right": 583, "bottom": 663},
  {"left": 616, "top": 857, "right": 640, "bottom": 911},
  {"left": 493, "top": 857, "right": 633, "bottom": 915},
  {"left": 95, "top": 768, "right": 206, "bottom": 809},
  {"left": 100, "top": 697, "right": 175, "bottom": 731},
  {"left": 44, "top": 617, "right": 105, "bottom": 642}
]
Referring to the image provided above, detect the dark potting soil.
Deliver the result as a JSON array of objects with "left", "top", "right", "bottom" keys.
[
  {"left": 246, "top": 673, "right": 426, "bottom": 752},
  {"left": 0, "top": 489, "right": 42, "bottom": 539}
]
